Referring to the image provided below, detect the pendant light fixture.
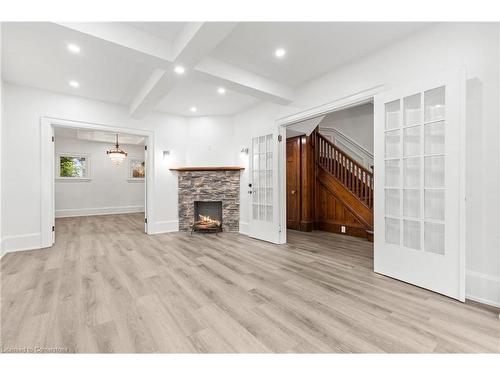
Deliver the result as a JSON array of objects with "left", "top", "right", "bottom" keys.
[{"left": 107, "top": 134, "right": 128, "bottom": 166}]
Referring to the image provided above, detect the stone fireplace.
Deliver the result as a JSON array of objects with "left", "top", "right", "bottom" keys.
[{"left": 172, "top": 167, "right": 243, "bottom": 232}]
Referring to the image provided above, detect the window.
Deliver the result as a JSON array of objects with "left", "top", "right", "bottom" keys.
[{"left": 57, "top": 153, "right": 90, "bottom": 180}]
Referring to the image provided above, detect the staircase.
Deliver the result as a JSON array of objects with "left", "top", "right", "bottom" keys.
[{"left": 313, "top": 130, "right": 374, "bottom": 240}]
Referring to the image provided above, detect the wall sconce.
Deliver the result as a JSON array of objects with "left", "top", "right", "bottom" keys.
[
  {"left": 240, "top": 147, "right": 249, "bottom": 155},
  {"left": 163, "top": 150, "right": 171, "bottom": 159}
]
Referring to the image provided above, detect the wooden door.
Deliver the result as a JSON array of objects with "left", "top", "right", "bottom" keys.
[{"left": 286, "top": 137, "right": 301, "bottom": 230}]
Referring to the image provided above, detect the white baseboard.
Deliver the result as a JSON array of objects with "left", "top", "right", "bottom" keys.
[
  {"left": 153, "top": 220, "right": 179, "bottom": 234},
  {"left": 55, "top": 206, "right": 144, "bottom": 218},
  {"left": 466, "top": 270, "right": 500, "bottom": 308},
  {"left": 239, "top": 221, "right": 249, "bottom": 236},
  {"left": 1, "top": 232, "right": 43, "bottom": 256}
]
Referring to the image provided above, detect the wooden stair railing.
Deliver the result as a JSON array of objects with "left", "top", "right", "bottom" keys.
[{"left": 313, "top": 131, "right": 374, "bottom": 209}]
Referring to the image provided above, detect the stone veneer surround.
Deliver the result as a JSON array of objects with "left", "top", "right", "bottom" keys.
[{"left": 177, "top": 170, "right": 241, "bottom": 232}]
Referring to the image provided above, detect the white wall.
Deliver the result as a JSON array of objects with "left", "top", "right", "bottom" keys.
[
  {"left": 54, "top": 137, "right": 145, "bottom": 218},
  {"left": 234, "top": 23, "right": 500, "bottom": 307},
  {"left": 185, "top": 116, "right": 236, "bottom": 166},
  {"left": 319, "top": 103, "right": 374, "bottom": 154}
]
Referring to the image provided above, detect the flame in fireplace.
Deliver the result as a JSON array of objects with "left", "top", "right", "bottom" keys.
[{"left": 198, "top": 214, "right": 221, "bottom": 227}]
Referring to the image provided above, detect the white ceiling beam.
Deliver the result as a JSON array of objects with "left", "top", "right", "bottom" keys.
[
  {"left": 129, "top": 22, "right": 238, "bottom": 118},
  {"left": 56, "top": 22, "right": 172, "bottom": 62},
  {"left": 194, "top": 57, "right": 295, "bottom": 105},
  {"left": 172, "top": 22, "right": 237, "bottom": 65},
  {"left": 128, "top": 69, "right": 182, "bottom": 118}
]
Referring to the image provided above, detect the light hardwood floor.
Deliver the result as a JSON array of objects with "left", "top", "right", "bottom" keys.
[{"left": 1, "top": 213, "right": 499, "bottom": 353}]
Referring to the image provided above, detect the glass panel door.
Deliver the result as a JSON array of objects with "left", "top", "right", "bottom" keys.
[
  {"left": 251, "top": 134, "right": 273, "bottom": 223},
  {"left": 375, "top": 69, "right": 465, "bottom": 301}
]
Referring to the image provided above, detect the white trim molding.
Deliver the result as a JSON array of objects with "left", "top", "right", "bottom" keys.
[
  {"left": 239, "top": 221, "right": 249, "bottom": 236},
  {"left": 466, "top": 270, "right": 500, "bottom": 308},
  {"left": 1, "top": 232, "right": 43, "bottom": 255},
  {"left": 55, "top": 206, "right": 144, "bottom": 218},
  {"left": 153, "top": 220, "right": 179, "bottom": 234}
]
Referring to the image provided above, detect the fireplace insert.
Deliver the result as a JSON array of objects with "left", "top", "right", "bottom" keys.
[{"left": 192, "top": 201, "right": 223, "bottom": 234}]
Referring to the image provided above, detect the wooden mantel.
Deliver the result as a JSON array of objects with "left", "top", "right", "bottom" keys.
[{"left": 169, "top": 166, "right": 245, "bottom": 172}]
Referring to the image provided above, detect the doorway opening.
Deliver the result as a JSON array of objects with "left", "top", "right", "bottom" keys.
[
  {"left": 53, "top": 127, "right": 147, "bottom": 236},
  {"left": 284, "top": 101, "right": 375, "bottom": 241},
  {"left": 40, "top": 118, "right": 155, "bottom": 248}
]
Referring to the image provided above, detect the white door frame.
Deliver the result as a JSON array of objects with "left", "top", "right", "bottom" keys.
[
  {"left": 40, "top": 117, "right": 155, "bottom": 248},
  {"left": 275, "top": 84, "right": 388, "bottom": 244}
]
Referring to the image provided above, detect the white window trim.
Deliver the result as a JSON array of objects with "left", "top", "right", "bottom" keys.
[
  {"left": 127, "top": 156, "right": 145, "bottom": 182},
  {"left": 56, "top": 152, "right": 92, "bottom": 181}
]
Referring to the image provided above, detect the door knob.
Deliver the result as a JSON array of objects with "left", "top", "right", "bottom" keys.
[{"left": 291, "top": 190, "right": 296, "bottom": 195}]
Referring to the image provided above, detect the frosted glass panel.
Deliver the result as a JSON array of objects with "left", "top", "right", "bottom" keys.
[
  {"left": 266, "top": 205, "right": 273, "bottom": 222},
  {"left": 385, "top": 100, "right": 400, "bottom": 130},
  {"left": 252, "top": 204, "right": 259, "bottom": 220},
  {"left": 404, "top": 93, "right": 421, "bottom": 126},
  {"left": 258, "top": 188, "right": 265, "bottom": 204},
  {"left": 385, "top": 130, "right": 401, "bottom": 158},
  {"left": 253, "top": 154, "right": 259, "bottom": 170},
  {"left": 403, "top": 189, "right": 420, "bottom": 218},
  {"left": 404, "top": 157, "right": 420, "bottom": 188},
  {"left": 424, "top": 121, "right": 445, "bottom": 155},
  {"left": 425, "top": 222, "right": 445, "bottom": 255},
  {"left": 266, "top": 171, "right": 272, "bottom": 187},
  {"left": 385, "top": 160, "right": 400, "bottom": 187},
  {"left": 266, "top": 188, "right": 273, "bottom": 204},
  {"left": 266, "top": 152, "right": 273, "bottom": 169},
  {"left": 252, "top": 137, "right": 259, "bottom": 154},
  {"left": 385, "top": 218, "right": 400, "bottom": 245},
  {"left": 259, "top": 205, "right": 265, "bottom": 220},
  {"left": 425, "top": 189, "right": 445, "bottom": 221},
  {"left": 425, "top": 86, "right": 445, "bottom": 122},
  {"left": 266, "top": 134, "right": 272, "bottom": 152},
  {"left": 425, "top": 156, "right": 445, "bottom": 188},
  {"left": 404, "top": 220, "right": 421, "bottom": 250},
  {"left": 259, "top": 136, "right": 265, "bottom": 152},
  {"left": 253, "top": 188, "right": 259, "bottom": 203},
  {"left": 259, "top": 171, "right": 266, "bottom": 186},
  {"left": 253, "top": 171, "right": 259, "bottom": 186},
  {"left": 385, "top": 189, "right": 400, "bottom": 217},
  {"left": 404, "top": 126, "right": 421, "bottom": 157},
  {"left": 252, "top": 133, "right": 273, "bottom": 222},
  {"left": 259, "top": 153, "right": 266, "bottom": 170}
]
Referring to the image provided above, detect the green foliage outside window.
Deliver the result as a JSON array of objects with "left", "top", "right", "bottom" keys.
[{"left": 60, "top": 156, "right": 86, "bottom": 178}]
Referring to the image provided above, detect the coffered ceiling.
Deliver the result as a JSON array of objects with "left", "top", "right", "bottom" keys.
[{"left": 2, "top": 22, "right": 432, "bottom": 118}]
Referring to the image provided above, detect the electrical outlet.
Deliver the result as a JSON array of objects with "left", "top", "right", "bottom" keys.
[{"left": 341, "top": 225, "right": 346, "bottom": 233}]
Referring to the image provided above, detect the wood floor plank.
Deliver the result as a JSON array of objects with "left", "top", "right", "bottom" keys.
[{"left": 1, "top": 213, "right": 499, "bottom": 353}]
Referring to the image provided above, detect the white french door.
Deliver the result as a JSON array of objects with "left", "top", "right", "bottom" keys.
[
  {"left": 374, "top": 70, "right": 465, "bottom": 301},
  {"left": 248, "top": 132, "right": 281, "bottom": 243}
]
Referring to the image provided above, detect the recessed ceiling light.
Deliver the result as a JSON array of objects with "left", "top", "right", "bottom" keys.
[
  {"left": 67, "top": 43, "right": 81, "bottom": 54},
  {"left": 69, "top": 80, "right": 80, "bottom": 88},
  {"left": 217, "top": 87, "right": 226, "bottom": 95},
  {"left": 190, "top": 106, "right": 197, "bottom": 113},
  {"left": 274, "top": 48, "right": 286, "bottom": 58},
  {"left": 174, "top": 65, "right": 186, "bottom": 75}
]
